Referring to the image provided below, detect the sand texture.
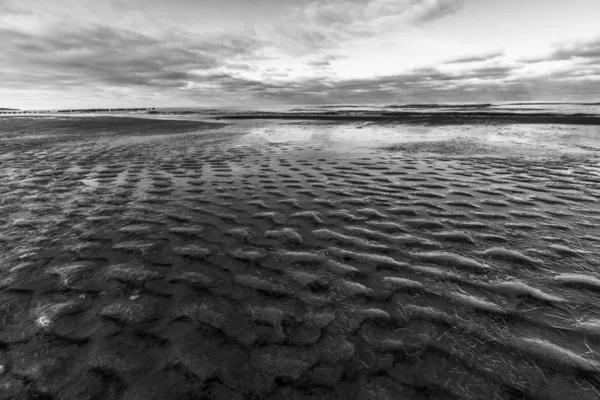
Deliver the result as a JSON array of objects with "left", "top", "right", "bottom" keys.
[{"left": 2, "top": 116, "right": 600, "bottom": 399}]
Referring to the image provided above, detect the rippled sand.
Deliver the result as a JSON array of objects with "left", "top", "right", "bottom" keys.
[{"left": 2, "top": 116, "right": 600, "bottom": 399}]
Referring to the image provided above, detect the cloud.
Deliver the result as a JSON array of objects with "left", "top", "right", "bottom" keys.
[
  {"left": 1, "top": 0, "right": 599, "bottom": 108},
  {"left": 306, "top": 54, "right": 339, "bottom": 67},
  {"left": 408, "top": 0, "right": 466, "bottom": 23},
  {"left": 0, "top": 1, "right": 27, "bottom": 15},
  {"left": 3, "top": 16, "right": 598, "bottom": 107},
  {"left": 546, "top": 36, "right": 600, "bottom": 62},
  {"left": 0, "top": 1, "right": 463, "bottom": 101},
  {"left": 273, "top": 0, "right": 465, "bottom": 53},
  {"left": 173, "top": 62, "right": 522, "bottom": 104},
  {"left": 0, "top": 22, "right": 263, "bottom": 90},
  {"left": 181, "top": 58, "right": 600, "bottom": 105},
  {"left": 524, "top": 36, "right": 600, "bottom": 66},
  {"left": 445, "top": 51, "right": 504, "bottom": 64}
]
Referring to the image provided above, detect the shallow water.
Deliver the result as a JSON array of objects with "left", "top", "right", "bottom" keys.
[{"left": 232, "top": 120, "right": 600, "bottom": 159}]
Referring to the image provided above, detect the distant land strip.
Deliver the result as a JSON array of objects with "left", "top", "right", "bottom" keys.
[
  {"left": 4, "top": 107, "right": 600, "bottom": 126},
  {"left": 0, "top": 108, "right": 155, "bottom": 114},
  {"left": 215, "top": 111, "right": 600, "bottom": 125}
]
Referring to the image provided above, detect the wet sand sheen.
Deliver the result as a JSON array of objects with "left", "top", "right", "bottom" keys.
[{"left": 1, "top": 115, "right": 600, "bottom": 399}]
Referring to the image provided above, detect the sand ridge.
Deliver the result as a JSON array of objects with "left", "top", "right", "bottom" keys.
[{"left": 1, "top": 116, "right": 600, "bottom": 399}]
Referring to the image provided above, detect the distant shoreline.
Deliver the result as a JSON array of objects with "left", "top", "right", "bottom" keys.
[
  {"left": 4, "top": 107, "right": 600, "bottom": 126},
  {"left": 215, "top": 111, "right": 600, "bottom": 126},
  {"left": 0, "top": 107, "right": 154, "bottom": 114}
]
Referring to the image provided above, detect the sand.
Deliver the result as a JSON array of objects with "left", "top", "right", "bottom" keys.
[{"left": 1, "top": 114, "right": 600, "bottom": 399}]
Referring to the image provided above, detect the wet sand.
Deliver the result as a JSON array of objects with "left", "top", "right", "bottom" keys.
[{"left": 2, "top": 115, "right": 600, "bottom": 399}]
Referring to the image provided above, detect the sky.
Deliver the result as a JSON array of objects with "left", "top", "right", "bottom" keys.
[{"left": 1, "top": 0, "right": 600, "bottom": 109}]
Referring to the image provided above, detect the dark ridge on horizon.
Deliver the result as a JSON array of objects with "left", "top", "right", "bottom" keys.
[
  {"left": 504, "top": 102, "right": 600, "bottom": 106},
  {"left": 311, "top": 105, "right": 374, "bottom": 109},
  {"left": 151, "top": 108, "right": 235, "bottom": 113},
  {"left": 217, "top": 110, "right": 600, "bottom": 125},
  {"left": 0, "top": 107, "right": 156, "bottom": 114},
  {"left": 309, "top": 102, "right": 600, "bottom": 109},
  {"left": 3, "top": 102, "right": 599, "bottom": 114},
  {"left": 296, "top": 104, "right": 495, "bottom": 110},
  {"left": 387, "top": 103, "right": 493, "bottom": 109}
]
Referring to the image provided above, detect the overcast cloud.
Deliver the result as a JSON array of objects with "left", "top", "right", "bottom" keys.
[{"left": 0, "top": 0, "right": 599, "bottom": 108}]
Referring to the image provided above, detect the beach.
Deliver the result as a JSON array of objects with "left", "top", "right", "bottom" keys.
[{"left": 2, "top": 114, "right": 600, "bottom": 399}]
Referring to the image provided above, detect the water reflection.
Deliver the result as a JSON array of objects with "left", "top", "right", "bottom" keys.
[{"left": 232, "top": 121, "right": 600, "bottom": 157}]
